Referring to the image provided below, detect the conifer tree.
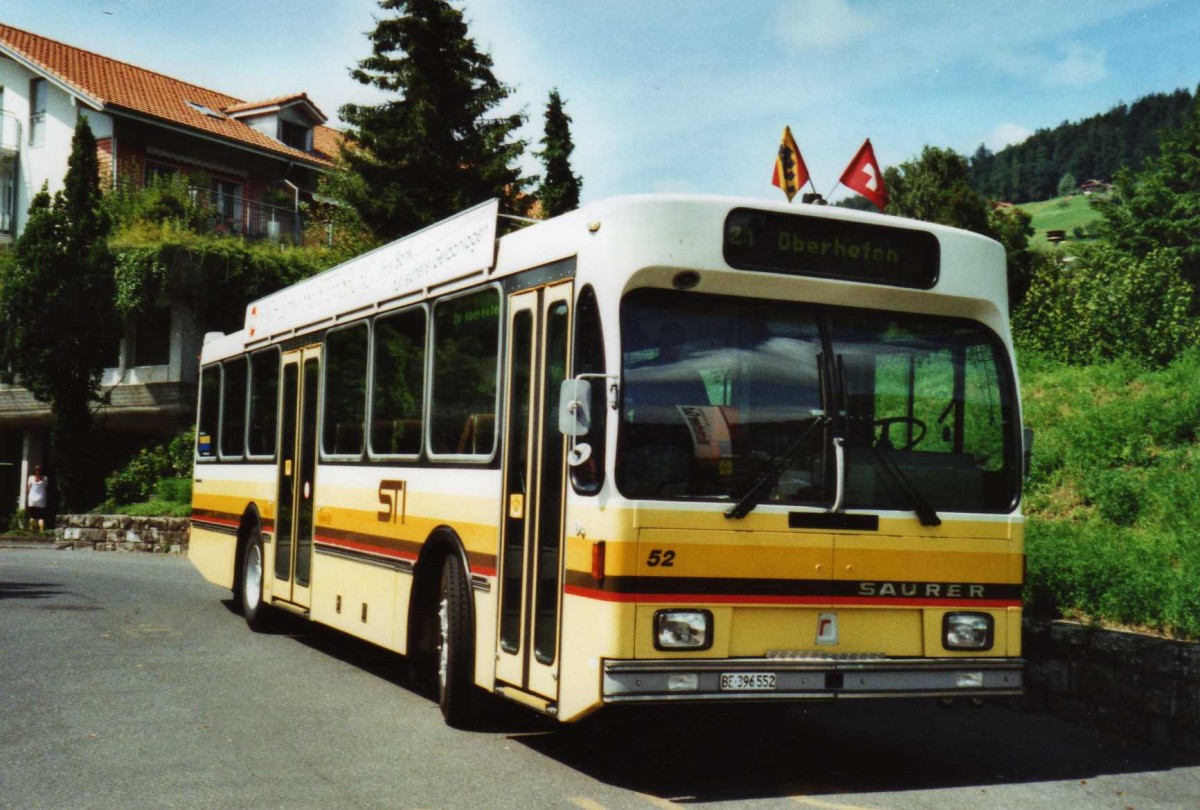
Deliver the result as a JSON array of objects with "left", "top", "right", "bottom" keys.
[
  {"left": 335, "top": 0, "right": 532, "bottom": 240},
  {"left": 536, "top": 89, "right": 582, "bottom": 217},
  {"left": 0, "top": 116, "right": 120, "bottom": 509}
]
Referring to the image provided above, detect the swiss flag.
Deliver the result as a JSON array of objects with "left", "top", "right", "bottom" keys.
[{"left": 839, "top": 139, "right": 888, "bottom": 211}]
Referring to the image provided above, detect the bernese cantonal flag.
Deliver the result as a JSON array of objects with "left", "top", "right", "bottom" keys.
[
  {"left": 839, "top": 139, "right": 888, "bottom": 211},
  {"left": 771, "top": 126, "right": 809, "bottom": 203}
]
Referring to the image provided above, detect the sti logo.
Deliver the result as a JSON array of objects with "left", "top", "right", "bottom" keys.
[{"left": 816, "top": 612, "right": 838, "bottom": 645}]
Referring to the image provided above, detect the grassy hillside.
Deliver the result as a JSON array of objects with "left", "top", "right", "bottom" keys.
[
  {"left": 1020, "top": 351, "right": 1200, "bottom": 637},
  {"left": 1018, "top": 194, "right": 1104, "bottom": 246}
]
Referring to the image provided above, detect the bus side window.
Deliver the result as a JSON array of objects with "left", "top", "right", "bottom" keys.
[
  {"left": 323, "top": 323, "right": 369, "bottom": 457},
  {"left": 571, "top": 285, "right": 606, "bottom": 494},
  {"left": 247, "top": 348, "right": 280, "bottom": 458},
  {"left": 197, "top": 364, "right": 220, "bottom": 459},
  {"left": 219, "top": 357, "right": 247, "bottom": 459},
  {"left": 430, "top": 288, "right": 500, "bottom": 457},
  {"left": 370, "top": 307, "right": 426, "bottom": 457}
]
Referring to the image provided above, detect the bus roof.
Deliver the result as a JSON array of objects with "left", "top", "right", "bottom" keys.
[{"left": 202, "top": 194, "right": 1004, "bottom": 363}]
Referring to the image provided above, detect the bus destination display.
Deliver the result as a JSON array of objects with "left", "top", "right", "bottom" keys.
[{"left": 723, "top": 208, "right": 940, "bottom": 289}]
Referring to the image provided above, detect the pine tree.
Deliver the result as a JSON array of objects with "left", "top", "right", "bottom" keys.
[
  {"left": 0, "top": 116, "right": 120, "bottom": 509},
  {"left": 335, "top": 0, "right": 532, "bottom": 240},
  {"left": 535, "top": 89, "right": 582, "bottom": 217}
]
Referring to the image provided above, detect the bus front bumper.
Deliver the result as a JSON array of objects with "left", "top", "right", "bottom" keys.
[{"left": 602, "top": 656, "right": 1023, "bottom": 704}]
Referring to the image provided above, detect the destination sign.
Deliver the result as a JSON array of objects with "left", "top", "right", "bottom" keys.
[{"left": 723, "top": 208, "right": 940, "bottom": 289}]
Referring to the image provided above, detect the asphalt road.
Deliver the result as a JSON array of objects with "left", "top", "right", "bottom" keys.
[{"left": 2, "top": 548, "right": 1199, "bottom": 810}]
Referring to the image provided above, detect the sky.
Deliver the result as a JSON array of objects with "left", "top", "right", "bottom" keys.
[{"left": 3, "top": 0, "right": 1200, "bottom": 204}]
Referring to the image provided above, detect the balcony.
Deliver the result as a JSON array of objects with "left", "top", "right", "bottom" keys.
[
  {"left": 0, "top": 112, "right": 19, "bottom": 157},
  {"left": 199, "top": 188, "right": 303, "bottom": 245}
]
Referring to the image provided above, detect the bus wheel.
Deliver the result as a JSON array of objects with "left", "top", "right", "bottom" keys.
[
  {"left": 436, "top": 554, "right": 476, "bottom": 728},
  {"left": 241, "top": 533, "right": 272, "bottom": 632}
]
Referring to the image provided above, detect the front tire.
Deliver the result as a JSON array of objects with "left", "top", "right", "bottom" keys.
[
  {"left": 437, "top": 554, "right": 477, "bottom": 728},
  {"left": 241, "top": 533, "right": 272, "bottom": 632}
]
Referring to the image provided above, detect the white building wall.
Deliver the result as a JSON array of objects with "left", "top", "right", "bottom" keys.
[{"left": 0, "top": 57, "right": 85, "bottom": 235}]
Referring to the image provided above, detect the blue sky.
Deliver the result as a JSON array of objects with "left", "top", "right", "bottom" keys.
[{"left": 4, "top": 0, "right": 1200, "bottom": 204}]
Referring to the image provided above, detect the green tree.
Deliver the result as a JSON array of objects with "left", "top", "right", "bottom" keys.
[
  {"left": 884, "top": 146, "right": 1034, "bottom": 308},
  {"left": 1093, "top": 93, "right": 1200, "bottom": 297},
  {"left": 335, "top": 0, "right": 533, "bottom": 240},
  {"left": 0, "top": 117, "right": 121, "bottom": 509},
  {"left": 535, "top": 89, "right": 582, "bottom": 217},
  {"left": 884, "top": 146, "right": 991, "bottom": 233},
  {"left": 988, "top": 204, "right": 1037, "bottom": 307},
  {"left": 1057, "top": 172, "right": 1077, "bottom": 197}
]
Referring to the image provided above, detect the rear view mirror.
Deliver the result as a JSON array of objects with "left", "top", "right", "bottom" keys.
[{"left": 559, "top": 379, "right": 592, "bottom": 437}]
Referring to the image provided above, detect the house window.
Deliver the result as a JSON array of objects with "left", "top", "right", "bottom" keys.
[
  {"left": 133, "top": 307, "right": 172, "bottom": 367},
  {"left": 278, "top": 120, "right": 309, "bottom": 151},
  {"left": 29, "top": 79, "right": 47, "bottom": 148},
  {"left": 0, "top": 156, "right": 15, "bottom": 237},
  {"left": 211, "top": 179, "right": 242, "bottom": 233},
  {"left": 144, "top": 161, "right": 178, "bottom": 186}
]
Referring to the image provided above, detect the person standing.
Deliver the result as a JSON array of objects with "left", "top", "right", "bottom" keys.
[{"left": 26, "top": 465, "right": 48, "bottom": 532}]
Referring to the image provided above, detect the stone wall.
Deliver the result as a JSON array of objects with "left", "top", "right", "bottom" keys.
[
  {"left": 54, "top": 514, "right": 189, "bottom": 554},
  {"left": 1024, "top": 619, "right": 1200, "bottom": 750}
]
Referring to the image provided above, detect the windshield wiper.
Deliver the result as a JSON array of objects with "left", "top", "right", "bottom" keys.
[
  {"left": 870, "top": 445, "right": 942, "bottom": 527},
  {"left": 725, "top": 415, "right": 828, "bottom": 520}
]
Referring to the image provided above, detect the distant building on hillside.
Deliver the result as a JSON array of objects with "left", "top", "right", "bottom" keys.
[{"left": 1080, "top": 179, "right": 1111, "bottom": 195}]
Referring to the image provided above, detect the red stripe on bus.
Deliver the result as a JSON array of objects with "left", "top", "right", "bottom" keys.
[
  {"left": 564, "top": 585, "right": 1020, "bottom": 609},
  {"left": 314, "top": 537, "right": 418, "bottom": 561},
  {"left": 563, "top": 586, "right": 826, "bottom": 605},
  {"left": 831, "top": 597, "right": 1022, "bottom": 609},
  {"left": 191, "top": 514, "right": 240, "bottom": 528}
]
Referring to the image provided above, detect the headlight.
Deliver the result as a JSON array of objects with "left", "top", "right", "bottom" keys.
[
  {"left": 654, "top": 609, "right": 713, "bottom": 651},
  {"left": 943, "top": 612, "right": 993, "bottom": 651}
]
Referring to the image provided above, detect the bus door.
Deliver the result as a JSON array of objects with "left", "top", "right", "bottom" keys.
[
  {"left": 272, "top": 345, "right": 321, "bottom": 611},
  {"left": 496, "top": 282, "right": 572, "bottom": 699}
]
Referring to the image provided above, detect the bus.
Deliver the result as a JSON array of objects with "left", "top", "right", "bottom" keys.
[{"left": 189, "top": 194, "right": 1026, "bottom": 727}]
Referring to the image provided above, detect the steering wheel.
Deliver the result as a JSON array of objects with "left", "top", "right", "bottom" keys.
[{"left": 874, "top": 416, "right": 927, "bottom": 451}]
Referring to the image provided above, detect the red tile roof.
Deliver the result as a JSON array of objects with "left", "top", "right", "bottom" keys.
[
  {"left": 224, "top": 93, "right": 328, "bottom": 121},
  {"left": 0, "top": 23, "right": 340, "bottom": 168}
]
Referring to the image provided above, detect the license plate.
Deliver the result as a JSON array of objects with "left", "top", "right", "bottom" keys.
[{"left": 719, "top": 672, "right": 776, "bottom": 691}]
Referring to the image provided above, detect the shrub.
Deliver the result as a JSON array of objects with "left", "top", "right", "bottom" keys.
[
  {"left": 1026, "top": 520, "right": 1200, "bottom": 638},
  {"left": 111, "top": 500, "right": 192, "bottom": 518},
  {"left": 1014, "top": 244, "right": 1197, "bottom": 367},
  {"left": 105, "top": 429, "right": 194, "bottom": 506},
  {"left": 1021, "top": 351, "right": 1200, "bottom": 638},
  {"left": 154, "top": 477, "right": 192, "bottom": 504}
]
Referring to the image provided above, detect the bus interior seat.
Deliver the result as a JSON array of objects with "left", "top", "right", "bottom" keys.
[
  {"left": 333, "top": 421, "right": 364, "bottom": 455},
  {"left": 372, "top": 418, "right": 422, "bottom": 454},
  {"left": 457, "top": 413, "right": 495, "bottom": 454}
]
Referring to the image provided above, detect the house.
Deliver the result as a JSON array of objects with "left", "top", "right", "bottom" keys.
[
  {"left": 0, "top": 23, "right": 341, "bottom": 519},
  {"left": 1080, "top": 179, "right": 1111, "bottom": 196}
]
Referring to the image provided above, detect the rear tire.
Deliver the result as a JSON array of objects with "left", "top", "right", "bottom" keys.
[
  {"left": 241, "top": 533, "right": 273, "bottom": 632},
  {"left": 437, "top": 554, "right": 477, "bottom": 728}
]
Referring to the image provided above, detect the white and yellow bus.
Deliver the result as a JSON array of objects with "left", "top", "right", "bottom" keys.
[{"left": 190, "top": 194, "right": 1026, "bottom": 727}]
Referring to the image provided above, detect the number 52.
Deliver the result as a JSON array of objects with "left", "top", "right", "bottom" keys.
[{"left": 646, "top": 549, "right": 675, "bottom": 567}]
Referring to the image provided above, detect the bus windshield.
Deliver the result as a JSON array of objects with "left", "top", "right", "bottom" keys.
[{"left": 617, "top": 289, "right": 1018, "bottom": 513}]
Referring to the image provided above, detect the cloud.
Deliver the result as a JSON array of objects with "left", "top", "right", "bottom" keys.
[
  {"left": 1047, "top": 43, "right": 1107, "bottom": 87},
  {"left": 775, "top": 0, "right": 881, "bottom": 52},
  {"left": 986, "top": 123, "right": 1033, "bottom": 151}
]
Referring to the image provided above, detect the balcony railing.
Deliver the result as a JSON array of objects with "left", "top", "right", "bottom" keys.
[
  {"left": 195, "top": 187, "right": 303, "bottom": 245},
  {"left": 0, "top": 112, "right": 20, "bottom": 156}
]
